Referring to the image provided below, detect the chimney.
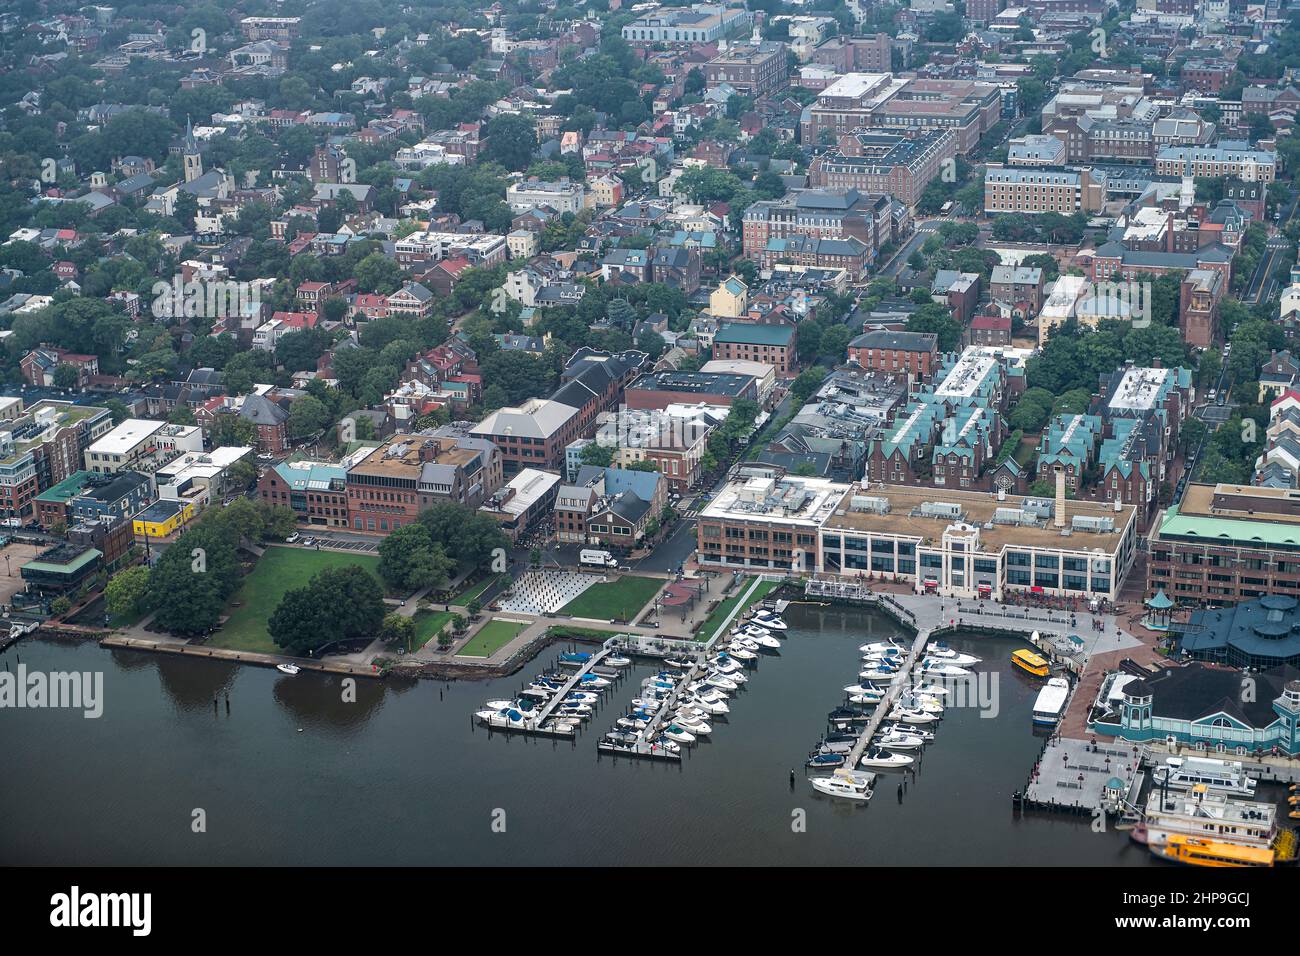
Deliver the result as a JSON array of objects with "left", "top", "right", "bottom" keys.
[{"left": 1054, "top": 465, "right": 1066, "bottom": 528}]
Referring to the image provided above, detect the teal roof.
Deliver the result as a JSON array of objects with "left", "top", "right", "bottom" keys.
[
  {"left": 713, "top": 322, "right": 793, "bottom": 346},
  {"left": 1146, "top": 588, "right": 1173, "bottom": 609},
  {"left": 1158, "top": 504, "right": 1300, "bottom": 548},
  {"left": 35, "top": 470, "right": 93, "bottom": 504}
]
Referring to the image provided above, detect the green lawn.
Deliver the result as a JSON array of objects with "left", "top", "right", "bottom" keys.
[
  {"left": 452, "top": 574, "right": 503, "bottom": 606},
  {"left": 456, "top": 619, "right": 529, "bottom": 658},
  {"left": 410, "top": 609, "right": 454, "bottom": 652},
  {"left": 209, "top": 546, "right": 382, "bottom": 654},
  {"left": 697, "top": 578, "right": 780, "bottom": 642},
  {"left": 560, "top": 575, "right": 664, "bottom": 621}
]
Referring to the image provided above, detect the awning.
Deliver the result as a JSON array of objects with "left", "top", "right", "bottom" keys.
[
  {"left": 923, "top": 578, "right": 939, "bottom": 587},
  {"left": 977, "top": 584, "right": 992, "bottom": 593},
  {"left": 1030, "top": 586, "right": 1044, "bottom": 593}
]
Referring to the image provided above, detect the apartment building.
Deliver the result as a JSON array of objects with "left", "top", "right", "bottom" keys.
[
  {"left": 0, "top": 402, "right": 113, "bottom": 522},
  {"left": 84, "top": 420, "right": 203, "bottom": 476},
  {"left": 506, "top": 177, "right": 586, "bottom": 214},
  {"left": 621, "top": 5, "right": 752, "bottom": 43},
  {"left": 712, "top": 323, "right": 797, "bottom": 375},
  {"left": 345, "top": 432, "right": 502, "bottom": 534},
  {"left": 1148, "top": 483, "right": 1300, "bottom": 605},
  {"left": 808, "top": 128, "right": 956, "bottom": 207},
  {"left": 704, "top": 41, "right": 789, "bottom": 98},
  {"left": 983, "top": 165, "right": 1107, "bottom": 215},
  {"left": 1155, "top": 142, "right": 1277, "bottom": 183},
  {"left": 846, "top": 330, "right": 939, "bottom": 378}
]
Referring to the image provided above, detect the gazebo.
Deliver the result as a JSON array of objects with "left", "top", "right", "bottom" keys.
[{"left": 1142, "top": 589, "right": 1173, "bottom": 631}]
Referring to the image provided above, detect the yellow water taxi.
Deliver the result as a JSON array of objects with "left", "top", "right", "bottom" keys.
[
  {"left": 1012, "top": 648, "right": 1050, "bottom": 678},
  {"left": 1153, "top": 835, "right": 1274, "bottom": 868}
]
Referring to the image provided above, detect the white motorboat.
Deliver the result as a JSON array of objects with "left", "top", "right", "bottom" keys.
[
  {"left": 704, "top": 673, "right": 738, "bottom": 691},
  {"left": 849, "top": 693, "right": 883, "bottom": 706},
  {"left": 605, "top": 655, "right": 632, "bottom": 668},
  {"left": 809, "top": 769, "right": 876, "bottom": 801},
  {"left": 709, "top": 663, "right": 748, "bottom": 683},
  {"left": 746, "top": 632, "right": 782, "bottom": 648},
  {"left": 879, "top": 723, "right": 935, "bottom": 742},
  {"left": 617, "top": 715, "right": 651, "bottom": 729},
  {"left": 749, "top": 609, "right": 788, "bottom": 630},
  {"left": 673, "top": 713, "right": 712, "bottom": 735},
  {"left": 687, "top": 680, "right": 730, "bottom": 698},
  {"left": 566, "top": 691, "right": 600, "bottom": 704},
  {"left": 734, "top": 623, "right": 773, "bottom": 639},
  {"left": 662, "top": 724, "right": 697, "bottom": 744},
  {"left": 908, "top": 683, "right": 950, "bottom": 697},
  {"left": 680, "top": 695, "right": 729, "bottom": 715},
  {"left": 629, "top": 698, "right": 663, "bottom": 712},
  {"left": 576, "top": 673, "right": 611, "bottom": 688},
  {"left": 725, "top": 644, "right": 759, "bottom": 660},
  {"left": 859, "top": 666, "right": 901, "bottom": 682},
  {"left": 926, "top": 644, "right": 981, "bottom": 666},
  {"left": 859, "top": 746, "right": 914, "bottom": 769},
  {"left": 875, "top": 730, "right": 926, "bottom": 751},
  {"left": 897, "top": 694, "right": 944, "bottom": 715},
  {"left": 476, "top": 707, "right": 538, "bottom": 729},
  {"left": 276, "top": 663, "right": 301, "bottom": 675},
  {"left": 859, "top": 641, "right": 906, "bottom": 655},
  {"left": 645, "top": 735, "right": 681, "bottom": 754},
  {"left": 843, "top": 683, "right": 886, "bottom": 699},
  {"left": 888, "top": 706, "right": 938, "bottom": 725},
  {"left": 663, "top": 657, "right": 692, "bottom": 669},
  {"left": 917, "top": 659, "right": 973, "bottom": 678}
]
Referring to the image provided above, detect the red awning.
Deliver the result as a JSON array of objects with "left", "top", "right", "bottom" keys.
[
  {"left": 1030, "top": 586, "right": 1044, "bottom": 593},
  {"left": 923, "top": 578, "right": 939, "bottom": 587},
  {"left": 977, "top": 584, "right": 992, "bottom": 593}
]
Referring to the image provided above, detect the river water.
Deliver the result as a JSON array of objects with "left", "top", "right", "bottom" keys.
[{"left": 1, "top": 602, "right": 1157, "bottom": 866}]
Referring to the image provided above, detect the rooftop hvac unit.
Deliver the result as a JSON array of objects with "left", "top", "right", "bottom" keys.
[
  {"left": 850, "top": 495, "right": 890, "bottom": 514},
  {"left": 1071, "top": 515, "right": 1115, "bottom": 533},
  {"left": 993, "top": 507, "right": 1028, "bottom": 525},
  {"left": 920, "top": 501, "right": 962, "bottom": 519},
  {"left": 1022, "top": 496, "right": 1055, "bottom": 519}
]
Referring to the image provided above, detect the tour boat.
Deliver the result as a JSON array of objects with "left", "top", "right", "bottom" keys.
[
  {"left": 1151, "top": 835, "right": 1274, "bottom": 868},
  {"left": 1012, "top": 646, "right": 1051, "bottom": 678},
  {"left": 859, "top": 746, "right": 914, "bottom": 769},
  {"left": 809, "top": 769, "right": 876, "bottom": 801},
  {"left": 276, "top": 663, "right": 301, "bottom": 675},
  {"left": 1031, "top": 677, "right": 1070, "bottom": 727},
  {"left": 1151, "top": 757, "right": 1259, "bottom": 799},
  {"left": 1141, "top": 786, "right": 1277, "bottom": 853}
]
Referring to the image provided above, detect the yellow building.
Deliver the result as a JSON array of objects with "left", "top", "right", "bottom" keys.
[
  {"left": 132, "top": 499, "right": 196, "bottom": 539},
  {"left": 710, "top": 275, "right": 749, "bottom": 319}
]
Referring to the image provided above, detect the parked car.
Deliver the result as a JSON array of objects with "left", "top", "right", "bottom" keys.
[{"left": 285, "top": 532, "right": 300, "bottom": 543}]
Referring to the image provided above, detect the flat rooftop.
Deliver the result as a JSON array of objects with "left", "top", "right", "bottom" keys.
[
  {"left": 822, "top": 484, "right": 1135, "bottom": 554},
  {"left": 1107, "top": 366, "right": 1171, "bottom": 412},
  {"left": 702, "top": 472, "right": 849, "bottom": 527},
  {"left": 87, "top": 418, "right": 164, "bottom": 455}
]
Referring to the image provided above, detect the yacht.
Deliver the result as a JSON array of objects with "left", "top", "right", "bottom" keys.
[
  {"left": 704, "top": 673, "right": 738, "bottom": 691},
  {"left": 576, "top": 673, "right": 611, "bottom": 688},
  {"left": 859, "top": 665, "right": 901, "bottom": 682},
  {"left": 725, "top": 644, "right": 759, "bottom": 661},
  {"left": 679, "top": 694, "right": 729, "bottom": 715},
  {"left": 484, "top": 698, "right": 540, "bottom": 715},
  {"left": 917, "top": 659, "right": 973, "bottom": 679},
  {"left": 859, "top": 746, "right": 914, "bottom": 769},
  {"left": 664, "top": 657, "right": 693, "bottom": 669},
  {"left": 735, "top": 623, "right": 774, "bottom": 640},
  {"left": 888, "top": 706, "right": 938, "bottom": 725},
  {"left": 645, "top": 735, "right": 682, "bottom": 755},
  {"left": 1136, "top": 787, "right": 1277, "bottom": 854},
  {"left": 843, "top": 684, "right": 886, "bottom": 700},
  {"left": 897, "top": 694, "right": 943, "bottom": 715},
  {"left": 276, "top": 663, "right": 301, "bottom": 675},
  {"left": 476, "top": 707, "right": 538, "bottom": 729},
  {"left": 809, "top": 769, "right": 876, "bottom": 801},
  {"left": 673, "top": 713, "right": 712, "bottom": 735},
  {"left": 566, "top": 691, "right": 599, "bottom": 704},
  {"left": 745, "top": 631, "right": 782, "bottom": 649},
  {"left": 558, "top": 651, "right": 592, "bottom": 667},
  {"left": 749, "top": 609, "right": 788, "bottom": 630},
  {"left": 605, "top": 655, "right": 632, "bottom": 668}
]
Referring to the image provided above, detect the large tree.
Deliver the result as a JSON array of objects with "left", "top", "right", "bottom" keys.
[{"left": 269, "top": 565, "right": 386, "bottom": 655}]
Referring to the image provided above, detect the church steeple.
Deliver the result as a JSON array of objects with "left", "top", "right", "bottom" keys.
[{"left": 182, "top": 115, "right": 203, "bottom": 183}]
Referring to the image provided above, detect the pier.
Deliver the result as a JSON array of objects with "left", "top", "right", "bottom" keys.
[
  {"left": 533, "top": 643, "right": 615, "bottom": 725},
  {"left": 843, "top": 625, "right": 932, "bottom": 771}
]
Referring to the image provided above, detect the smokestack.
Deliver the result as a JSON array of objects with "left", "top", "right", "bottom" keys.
[{"left": 1054, "top": 465, "right": 1066, "bottom": 528}]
